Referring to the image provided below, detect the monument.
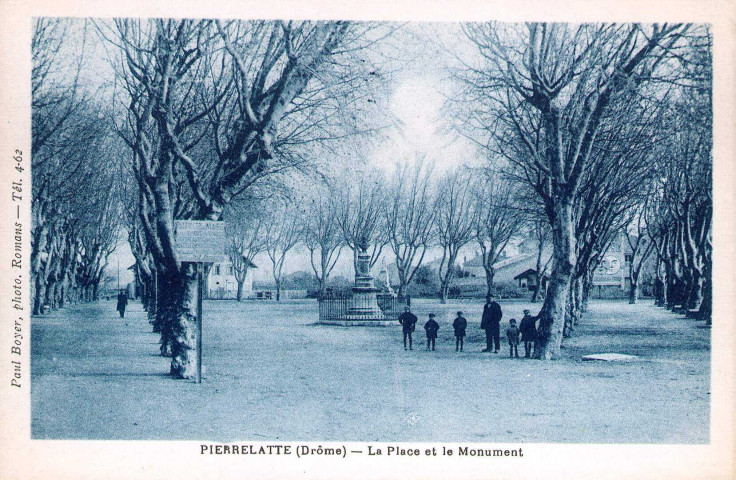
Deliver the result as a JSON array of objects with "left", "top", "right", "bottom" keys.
[{"left": 343, "top": 241, "right": 392, "bottom": 325}]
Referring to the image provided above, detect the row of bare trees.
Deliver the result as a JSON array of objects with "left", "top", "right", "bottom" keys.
[
  {"left": 221, "top": 162, "right": 533, "bottom": 305},
  {"left": 454, "top": 22, "right": 712, "bottom": 359},
  {"left": 31, "top": 19, "right": 123, "bottom": 315},
  {"left": 644, "top": 66, "right": 712, "bottom": 323}
]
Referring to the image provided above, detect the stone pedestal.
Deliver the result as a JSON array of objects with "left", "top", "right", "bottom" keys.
[{"left": 342, "top": 251, "right": 392, "bottom": 326}]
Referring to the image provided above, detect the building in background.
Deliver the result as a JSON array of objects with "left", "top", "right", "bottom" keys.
[
  {"left": 398, "top": 232, "right": 654, "bottom": 300},
  {"left": 207, "top": 261, "right": 256, "bottom": 300}
]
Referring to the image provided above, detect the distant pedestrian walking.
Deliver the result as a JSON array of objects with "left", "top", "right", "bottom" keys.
[
  {"left": 424, "top": 313, "right": 439, "bottom": 351},
  {"left": 116, "top": 290, "right": 128, "bottom": 318},
  {"left": 506, "top": 319, "right": 520, "bottom": 358},
  {"left": 519, "top": 309, "right": 538, "bottom": 358},
  {"left": 453, "top": 311, "right": 467, "bottom": 351},
  {"left": 398, "top": 306, "right": 418, "bottom": 350},
  {"left": 480, "top": 294, "right": 502, "bottom": 353}
]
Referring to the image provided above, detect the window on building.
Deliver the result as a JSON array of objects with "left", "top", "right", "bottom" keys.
[
  {"left": 215, "top": 265, "right": 221, "bottom": 275},
  {"left": 625, "top": 254, "right": 633, "bottom": 264},
  {"left": 228, "top": 266, "right": 234, "bottom": 275}
]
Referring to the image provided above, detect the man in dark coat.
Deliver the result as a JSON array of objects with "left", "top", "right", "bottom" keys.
[
  {"left": 116, "top": 289, "right": 128, "bottom": 318},
  {"left": 480, "top": 294, "right": 502, "bottom": 353},
  {"left": 423, "top": 313, "right": 440, "bottom": 351},
  {"left": 519, "top": 309, "right": 538, "bottom": 358},
  {"left": 398, "top": 306, "right": 418, "bottom": 350},
  {"left": 453, "top": 311, "right": 467, "bottom": 352}
]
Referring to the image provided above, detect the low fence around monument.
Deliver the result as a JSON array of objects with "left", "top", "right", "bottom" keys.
[{"left": 318, "top": 292, "right": 408, "bottom": 323}]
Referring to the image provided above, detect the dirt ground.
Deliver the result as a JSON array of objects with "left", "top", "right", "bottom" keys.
[{"left": 31, "top": 297, "right": 710, "bottom": 443}]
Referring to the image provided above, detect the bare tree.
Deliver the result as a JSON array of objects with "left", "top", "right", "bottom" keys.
[
  {"left": 265, "top": 204, "right": 302, "bottom": 302},
  {"left": 335, "top": 169, "right": 388, "bottom": 275},
  {"left": 98, "top": 18, "right": 389, "bottom": 377},
  {"left": 459, "top": 22, "right": 690, "bottom": 359},
  {"left": 435, "top": 169, "right": 474, "bottom": 303},
  {"left": 470, "top": 167, "right": 524, "bottom": 299},
  {"left": 225, "top": 197, "right": 271, "bottom": 301},
  {"left": 384, "top": 161, "right": 436, "bottom": 298},
  {"left": 303, "top": 184, "right": 344, "bottom": 296},
  {"left": 529, "top": 219, "right": 552, "bottom": 302}
]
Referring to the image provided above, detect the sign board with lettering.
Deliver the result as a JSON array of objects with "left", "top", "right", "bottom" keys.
[{"left": 174, "top": 220, "right": 227, "bottom": 263}]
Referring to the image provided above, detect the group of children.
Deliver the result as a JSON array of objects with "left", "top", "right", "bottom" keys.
[{"left": 399, "top": 306, "right": 538, "bottom": 357}]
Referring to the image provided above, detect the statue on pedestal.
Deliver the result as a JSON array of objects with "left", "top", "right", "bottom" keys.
[{"left": 344, "top": 237, "right": 387, "bottom": 323}]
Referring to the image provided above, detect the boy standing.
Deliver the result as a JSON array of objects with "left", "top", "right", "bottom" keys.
[
  {"left": 519, "top": 309, "right": 537, "bottom": 358},
  {"left": 506, "top": 319, "right": 520, "bottom": 358},
  {"left": 398, "top": 306, "right": 418, "bottom": 350},
  {"left": 453, "top": 311, "right": 467, "bottom": 351},
  {"left": 424, "top": 313, "right": 440, "bottom": 351}
]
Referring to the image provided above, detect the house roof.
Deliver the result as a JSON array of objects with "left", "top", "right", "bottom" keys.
[{"left": 513, "top": 268, "right": 538, "bottom": 280}]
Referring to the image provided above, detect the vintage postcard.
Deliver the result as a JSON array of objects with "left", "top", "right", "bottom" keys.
[{"left": 0, "top": 0, "right": 734, "bottom": 478}]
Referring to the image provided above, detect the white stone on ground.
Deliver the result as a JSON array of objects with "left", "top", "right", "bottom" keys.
[{"left": 582, "top": 353, "right": 640, "bottom": 362}]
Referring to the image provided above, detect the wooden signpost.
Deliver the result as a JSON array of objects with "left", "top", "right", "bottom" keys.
[{"left": 174, "top": 220, "right": 227, "bottom": 383}]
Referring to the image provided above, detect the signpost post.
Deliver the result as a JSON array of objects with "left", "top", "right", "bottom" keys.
[
  {"left": 196, "top": 263, "right": 204, "bottom": 383},
  {"left": 174, "top": 220, "right": 227, "bottom": 384}
]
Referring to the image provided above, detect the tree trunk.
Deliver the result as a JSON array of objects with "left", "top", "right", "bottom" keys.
[
  {"left": 581, "top": 271, "right": 592, "bottom": 314},
  {"left": 687, "top": 271, "right": 704, "bottom": 311},
  {"left": 484, "top": 267, "right": 496, "bottom": 298},
  {"left": 572, "top": 275, "right": 583, "bottom": 326},
  {"left": 53, "top": 282, "right": 62, "bottom": 310},
  {"left": 396, "top": 266, "right": 408, "bottom": 300},
  {"left": 44, "top": 281, "right": 54, "bottom": 310},
  {"left": 275, "top": 279, "right": 282, "bottom": 302},
  {"left": 438, "top": 264, "right": 448, "bottom": 304},
  {"left": 236, "top": 280, "right": 245, "bottom": 301},
  {"left": 659, "top": 263, "right": 668, "bottom": 307},
  {"left": 531, "top": 235, "right": 546, "bottom": 302},
  {"left": 563, "top": 299, "right": 573, "bottom": 338},
  {"left": 564, "top": 276, "right": 582, "bottom": 338},
  {"left": 439, "top": 284, "right": 448, "bottom": 304},
  {"left": 167, "top": 264, "right": 200, "bottom": 379},
  {"left": 629, "top": 278, "right": 638, "bottom": 304},
  {"left": 33, "top": 275, "right": 45, "bottom": 315},
  {"left": 531, "top": 282, "right": 541, "bottom": 302},
  {"left": 699, "top": 273, "right": 712, "bottom": 325},
  {"left": 153, "top": 274, "right": 168, "bottom": 335},
  {"left": 534, "top": 202, "right": 575, "bottom": 360},
  {"left": 666, "top": 262, "right": 677, "bottom": 310}
]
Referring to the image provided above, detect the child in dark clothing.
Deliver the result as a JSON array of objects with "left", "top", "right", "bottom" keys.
[
  {"left": 519, "top": 309, "right": 538, "bottom": 358},
  {"left": 424, "top": 313, "right": 440, "bottom": 351},
  {"left": 452, "top": 311, "right": 467, "bottom": 351},
  {"left": 506, "top": 319, "right": 520, "bottom": 358}
]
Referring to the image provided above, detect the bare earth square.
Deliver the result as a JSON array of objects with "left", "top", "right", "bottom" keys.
[{"left": 31, "top": 299, "right": 709, "bottom": 443}]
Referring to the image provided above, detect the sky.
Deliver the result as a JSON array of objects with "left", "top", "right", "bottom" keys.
[{"left": 105, "top": 22, "right": 485, "bottom": 287}]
